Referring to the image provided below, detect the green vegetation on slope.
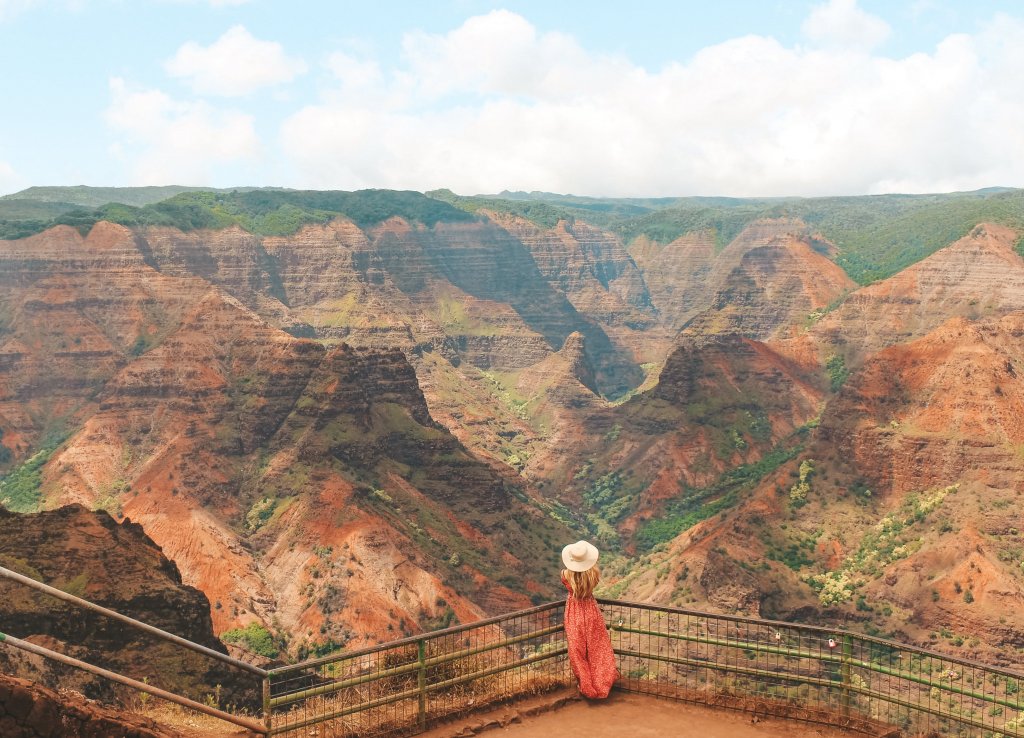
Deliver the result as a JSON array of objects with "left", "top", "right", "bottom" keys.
[
  {"left": 0, "top": 432, "right": 68, "bottom": 512},
  {"left": 807, "top": 484, "right": 959, "bottom": 606},
  {"left": 496, "top": 190, "right": 682, "bottom": 209},
  {"left": 0, "top": 200, "right": 83, "bottom": 239},
  {"left": 427, "top": 188, "right": 614, "bottom": 229},
  {"left": 825, "top": 354, "right": 849, "bottom": 392},
  {"left": 0, "top": 186, "right": 227, "bottom": 239},
  {"left": 1, "top": 185, "right": 214, "bottom": 207},
  {"left": 5, "top": 185, "right": 1022, "bottom": 286},
  {"left": 433, "top": 188, "right": 1024, "bottom": 284},
  {"left": 610, "top": 189, "right": 1024, "bottom": 282},
  {"left": 635, "top": 444, "right": 802, "bottom": 551},
  {"left": 581, "top": 469, "right": 643, "bottom": 546},
  {"left": 615, "top": 202, "right": 774, "bottom": 250},
  {"left": 2, "top": 188, "right": 479, "bottom": 240},
  {"left": 783, "top": 190, "right": 1024, "bottom": 283},
  {"left": 220, "top": 622, "right": 279, "bottom": 658}
]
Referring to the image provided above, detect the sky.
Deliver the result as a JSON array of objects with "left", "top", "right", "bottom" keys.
[{"left": 1, "top": 0, "right": 1023, "bottom": 198}]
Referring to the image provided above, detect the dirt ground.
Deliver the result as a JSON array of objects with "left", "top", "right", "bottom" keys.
[
  {"left": 140, "top": 688, "right": 883, "bottom": 737},
  {"left": 137, "top": 703, "right": 258, "bottom": 737},
  {"left": 419, "top": 690, "right": 880, "bottom": 738}
]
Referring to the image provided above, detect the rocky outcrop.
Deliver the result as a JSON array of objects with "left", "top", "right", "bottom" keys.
[
  {"left": 0, "top": 673, "right": 181, "bottom": 738},
  {"left": 815, "top": 223, "right": 1024, "bottom": 357},
  {"left": 10, "top": 203, "right": 1024, "bottom": 670},
  {"left": 0, "top": 213, "right": 579, "bottom": 651},
  {"left": 628, "top": 231, "right": 717, "bottom": 329},
  {"left": 453, "top": 333, "right": 552, "bottom": 370},
  {"left": 649, "top": 335, "right": 822, "bottom": 412},
  {"left": 818, "top": 313, "right": 1024, "bottom": 497},
  {"left": 629, "top": 218, "right": 817, "bottom": 330},
  {"left": 683, "top": 235, "right": 855, "bottom": 340},
  {"left": 526, "top": 331, "right": 825, "bottom": 550},
  {"left": 8, "top": 282, "right": 569, "bottom": 648},
  {"left": 0, "top": 223, "right": 224, "bottom": 455},
  {"left": 137, "top": 225, "right": 279, "bottom": 305},
  {"left": 134, "top": 217, "right": 645, "bottom": 397},
  {"left": 611, "top": 272, "right": 1024, "bottom": 663},
  {"left": 280, "top": 343, "right": 512, "bottom": 513},
  {"left": 0, "top": 506, "right": 249, "bottom": 706},
  {"left": 488, "top": 213, "right": 655, "bottom": 326},
  {"left": 616, "top": 335, "right": 822, "bottom": 515}
]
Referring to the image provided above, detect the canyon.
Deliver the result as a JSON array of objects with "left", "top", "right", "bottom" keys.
[{"left": 1, "top": 187, "right": 1023, "bottom": 672}]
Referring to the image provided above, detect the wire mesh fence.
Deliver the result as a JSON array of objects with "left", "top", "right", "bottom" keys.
[
  {"left": 598, "top": 598, "right": 1024, "bottom": 738},
  {"left": 6, "top": 558, "right": 1024, "bottom": 738},
  {"left": 267, "top": 602, "right": 571, "bottom": 737}
]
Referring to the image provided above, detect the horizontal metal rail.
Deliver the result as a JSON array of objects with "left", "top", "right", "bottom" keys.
[
  {"left": 0, "top": 565, "right": 266, "bottom": 676},
  {"left": 615, "top": 647, "right": 839, "bottom": 691},
  {"left": 622, "top": 635, "right": 1018, "bottom": 716},
  {"left": 271, "top": 623, "right": 564, "bottom": 707},
  {"left": 599, "top": 597, "right": 1024, "bottom": 681},
  {"left": 610, "top": 621, "right": 1024, "bottom": 709},
  {"left": 602, "top": 599, "right": 1024, "bottom": 738},
  {"left": 269, "top": 645, "right": 568, "bottom": 736},
  {"left": 0, "top": 631, "right": 267, "bottom": 734},
  {"left": 612, "top": 622, "right": 842, "bottom": 664},
  {"left": 270, "top": 600, "right": 563, "bottom": 677},
  {"left": 850, "top": 681, "right": 1022, "bottom": 737}
]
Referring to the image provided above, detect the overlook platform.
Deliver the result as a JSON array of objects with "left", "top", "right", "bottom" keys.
[
  {"left": 418, "top": 690, "right": 877, "bottom": 738},
  {"left": 3, "top": 564, "right": 1021, "bottom": 738}
]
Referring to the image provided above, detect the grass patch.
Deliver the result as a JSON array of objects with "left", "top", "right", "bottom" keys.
[
  {"left": 220, "top": 622, "right": 279, "bottom": 658},
  {"left": 765, "top": 531, "right": 819, "bottom": 571},
  {"left": 635, "top": 444, "right": 801, "bottom": 551},
  {"left": 807, "top": 483, "right": 959, "bottom": 606},
  {"left": 0, "top": 431, "right": 69, "bottom": 512},
  {"left": 581, "top": 471, "right": 641, "bottom": 546},
  {"left": 825, "top": 354, "right": 849, "bottom": 392}
]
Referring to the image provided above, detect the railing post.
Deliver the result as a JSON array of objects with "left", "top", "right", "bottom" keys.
[
  {"left": 262, "top": 674, "right": 272, "bottom": 736},
  {"left": 841, "top": 635, "right": 852, "bottom": 717},
  {"left": 417, "top": 638, "right": 427, "bottom": 730}
]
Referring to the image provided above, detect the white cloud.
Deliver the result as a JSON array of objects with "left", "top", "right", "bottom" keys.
[
  {"left": 802, "top": 0, "right": 891, "bottom": 51},
  {"left": 0, "top": 160, "right": 22, "bottom": 195},
  {"left": 399, "top": 10, "right": 599, "bottom": 101},
  {"left": 0, "top": 0, "right": 38, "bottom": 22},
  {"left": 325, "top": 52, "right": 382, "bottom": 92},
  {"left": 166, "top": 25, "right": 306, "bottom": 96},
  {"left": 105, "top": 77, "right": 260, "bottom": 185},
  {"left": 279, "top": 5, "right": 1024, "bottom": 197}
]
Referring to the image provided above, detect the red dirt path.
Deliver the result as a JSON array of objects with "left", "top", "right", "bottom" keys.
[{"left": 419, "top": 691, "right": 885, "bottom": 738}]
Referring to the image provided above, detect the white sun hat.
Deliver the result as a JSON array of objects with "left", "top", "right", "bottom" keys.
[{"left": 561, "top": 540, "right": 600, "bottom": 572}]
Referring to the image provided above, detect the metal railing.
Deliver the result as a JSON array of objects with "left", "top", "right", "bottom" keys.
[
  {"left": 267, "top": 601, "right": 570, "bottom": 736},
  {"left": 4, "top": 562, "right": 1024, "bottom": 738},
  {"left": 0, "top": 565, "right": 269, "bottom": 734},
  {"left": 599, "top": 598, "right": 1024, "bottom": 738}
]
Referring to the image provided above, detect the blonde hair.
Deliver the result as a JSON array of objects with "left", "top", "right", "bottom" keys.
[{"left": 562, "top": 566, "right": 600, "bottom": 600}]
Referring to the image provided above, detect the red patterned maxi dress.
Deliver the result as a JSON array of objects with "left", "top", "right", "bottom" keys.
[{"left": 563, "top": 578, "right": 618, "bottom": 698}]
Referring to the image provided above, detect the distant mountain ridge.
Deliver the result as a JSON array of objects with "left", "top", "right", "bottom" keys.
[
  {"left": 4, "top": 185, "right": 1024, "bottom": 284},
  {"left": 1, "top": 185, "right": 216, "bottom": 207}
]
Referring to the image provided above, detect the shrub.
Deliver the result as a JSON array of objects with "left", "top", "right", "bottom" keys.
[
  {"left": 825, "top": 354, "right": 848, "bottom": 391},
  {"left": 220, "top": 622, "right": 279, "bottom": 658}
]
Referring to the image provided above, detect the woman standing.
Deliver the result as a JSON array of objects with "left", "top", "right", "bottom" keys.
[{"left": 561, "top": 540, "right": 618, "bottom": 699}]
